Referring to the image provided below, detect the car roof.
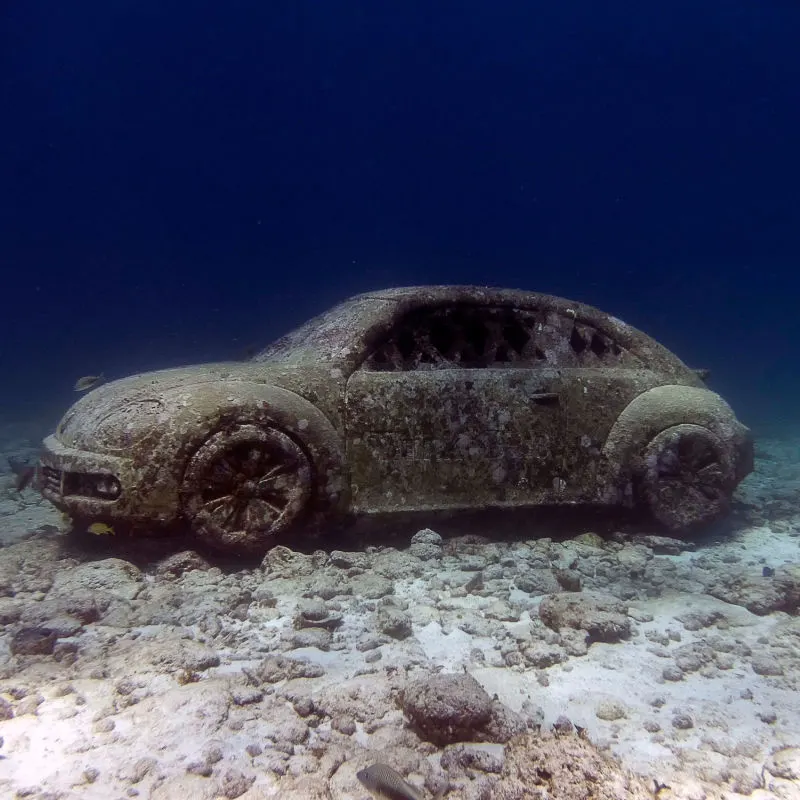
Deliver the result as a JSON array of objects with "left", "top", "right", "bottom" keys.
[{"left": 252, "top": 285, "right": 693, "bottom": 379}]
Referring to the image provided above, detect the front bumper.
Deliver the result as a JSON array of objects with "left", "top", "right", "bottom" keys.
[{"left": 39, "top": 434, "right": 180, "bottom": 524}]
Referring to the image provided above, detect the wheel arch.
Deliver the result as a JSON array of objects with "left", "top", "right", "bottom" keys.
[
  {"left": 168, "top": 381, "right": 348, "bottom": 520},
  {"left": 602, "top": 384, "right": 745, "bottom": 486}
]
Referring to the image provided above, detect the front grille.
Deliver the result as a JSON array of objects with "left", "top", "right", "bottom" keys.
[
  {"left": 41, "top": 465, "right": 62, "bottom": 495},
  {"left": 39, "top": 462, "right": 122, "bottom": 502}
]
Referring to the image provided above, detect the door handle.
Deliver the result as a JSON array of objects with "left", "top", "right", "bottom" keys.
[{"left": 530, "top": 392, "right": 559, "bottom": 406}]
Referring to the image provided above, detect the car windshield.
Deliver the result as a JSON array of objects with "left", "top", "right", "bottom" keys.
[{"left": 251, "top": 295, "right": 389, "bottom": 368}]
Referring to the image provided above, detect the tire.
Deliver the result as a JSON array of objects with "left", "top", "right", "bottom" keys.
[
  {"left": 181, "top": 423, "right": 312, "bottom": 553},
  {"left": 640, "top": 423, "right": 736, "bottom": 530}
]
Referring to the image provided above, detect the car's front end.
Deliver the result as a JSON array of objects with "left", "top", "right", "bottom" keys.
[
  {"left": 38, "top": 370, "right": 204, "bottom": 527},
  {"left": 38, "top": 360, "right": 349, "bottom": 535},
  {"left": 39, "top": 433, "right": 178, "bottom": 525}
]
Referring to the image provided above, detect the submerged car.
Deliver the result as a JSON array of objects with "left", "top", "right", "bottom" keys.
[{"left": 39, "top": 286, "right": 753, "bottom": 554}]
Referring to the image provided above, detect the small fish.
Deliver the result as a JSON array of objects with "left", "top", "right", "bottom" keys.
[
  {"left": 356, "top": 763, "right": 425, "bottom": 800},
  {"left": 88, "top": 522, "right": 115, "bottom": 536},
  {"left": 7, "top": 458, "right": 37, "bottom": 491},
  {"left": 464, "top": 571, "right": 484, "bottom": 593},
  {"left": 74, "top": 373, "right": 105, "bottom": 392}
]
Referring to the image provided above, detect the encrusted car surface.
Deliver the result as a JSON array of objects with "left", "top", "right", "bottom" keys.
[{"left": 39, "top": 286, "right": 754, "bottom": 554}]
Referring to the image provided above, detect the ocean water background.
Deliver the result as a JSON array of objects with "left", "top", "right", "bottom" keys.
[{"left": 2, "top": 0, "right": 799, "bottom": 431}]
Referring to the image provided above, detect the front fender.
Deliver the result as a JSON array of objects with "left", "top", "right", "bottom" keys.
[{"left": 163, "top": 381, "right": 348, "bottom": 518}]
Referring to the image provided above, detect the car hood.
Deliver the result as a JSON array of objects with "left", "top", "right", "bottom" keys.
[{"left": 54, "top": 361, "right": 327, "bottom": 453}]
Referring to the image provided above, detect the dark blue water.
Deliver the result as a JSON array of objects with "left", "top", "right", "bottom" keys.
[{"left": 3, "top": 1, "right": 799, "bottom": 431}]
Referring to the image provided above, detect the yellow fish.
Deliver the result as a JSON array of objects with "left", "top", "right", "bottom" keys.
[{"left": 88, "top": 522, "right": 115, "bottom": 536}]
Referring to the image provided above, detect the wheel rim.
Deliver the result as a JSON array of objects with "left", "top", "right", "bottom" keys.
[
  {"left": 642, "top": 424, "right": 735, "bottom": 530},
  {"left": 182, "top": 424, "right": 312, "bottom": 552}
]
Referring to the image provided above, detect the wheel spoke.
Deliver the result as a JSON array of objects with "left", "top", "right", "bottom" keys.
[
  {"left": 243, "top": 498, "right": 281, "bottom": 529},
  {"left": 207, "top": 498, "right": 238, "bottom": 529},
  {"left": 252, "top": 480, "right": 290, "bottom": 506},
  {"left": 696, "top": 463, "right": 724, "bottom": 484},
  {"left": 262, "top": 461, "right": 293, "bottom": 480},
  {"left": 201, "top": 494, "right": 233, "bottom": 514}
]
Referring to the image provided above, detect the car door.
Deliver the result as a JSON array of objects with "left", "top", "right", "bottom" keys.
[{"left": 344, "top": 303, "right": 569, "bottom": 513}]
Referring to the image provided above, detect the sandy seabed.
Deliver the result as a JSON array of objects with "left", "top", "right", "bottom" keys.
[{"left": 0, "top": 419, "right": 798, "bottom": 800}]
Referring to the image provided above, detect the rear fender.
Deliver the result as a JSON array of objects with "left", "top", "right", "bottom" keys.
[{"left": 602, "top": 385, "right": 748, "bottom": 492}]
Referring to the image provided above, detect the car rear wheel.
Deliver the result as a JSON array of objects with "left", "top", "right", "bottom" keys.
[
  {"left": 181, "top": 423, "right": 312, "bottom": 553},
  {"left": 640, "top": 424, "right": 736, "bottom": 530}
]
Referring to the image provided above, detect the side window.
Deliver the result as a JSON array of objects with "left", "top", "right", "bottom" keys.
[
  {"left": 362, "top": 307, "right": 458, "bottom": 371},
  {"left": 362, "top": 304, "right": 638, "bottom": 371},
  {"left": 530, "top": 311, "right": 630, "bottom": 368}
]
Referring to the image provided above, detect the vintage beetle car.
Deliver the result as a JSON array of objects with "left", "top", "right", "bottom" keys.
[{"left": 39, "top": 286, "right": 753, "bottom": 554}]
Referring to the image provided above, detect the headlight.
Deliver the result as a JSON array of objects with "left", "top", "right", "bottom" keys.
[{"left": 64, "top": 472, "right": 122, "bottom": 500}]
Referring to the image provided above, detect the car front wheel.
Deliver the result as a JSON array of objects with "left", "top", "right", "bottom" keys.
[
  {"left": 181, "top": 423, "right": 312, "bottom": 553},
  {"left": 640, "top": 423, "right": 736, "bottom": 530}
]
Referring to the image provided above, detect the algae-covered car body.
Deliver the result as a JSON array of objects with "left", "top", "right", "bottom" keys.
[{"left": 39, "top": 286, "right": 753, "bottom": 554}]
